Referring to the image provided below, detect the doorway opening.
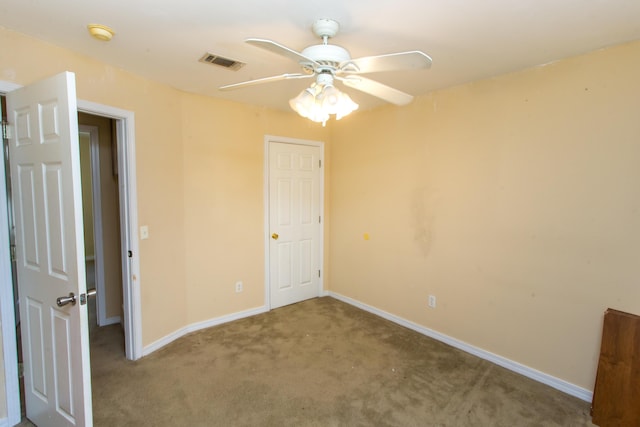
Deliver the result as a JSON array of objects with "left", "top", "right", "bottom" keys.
[
  {"left": 0, "top": 85, "right": 142, "bottom": 424},
  {"left": 77, "top": 100, "right": 142, "bottom": 364},
  {"left": 78, "top": 113, "right": 124, "bottom": 345}
]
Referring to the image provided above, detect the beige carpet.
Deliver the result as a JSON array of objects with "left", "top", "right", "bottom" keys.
[{"left": 88, "top": 297, "right": 594, "bottom": 426}]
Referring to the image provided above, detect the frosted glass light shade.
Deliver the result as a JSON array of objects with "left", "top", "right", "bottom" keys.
[{"left": 289, "top": 82, "right": 358, "bottom": 126}]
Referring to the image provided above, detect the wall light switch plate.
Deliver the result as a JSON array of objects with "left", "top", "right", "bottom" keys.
[
  {"left": 140, "top": 225, "right": 149, "bottom": 240},
  {"left": 428, "top": 295, "right": 436, "bottom": 308}
]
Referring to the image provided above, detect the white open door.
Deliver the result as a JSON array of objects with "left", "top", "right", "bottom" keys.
[
  {"left": 268, "top": 140, "right": 322, "bottom": 309},
  {"left": 7, "top": 72, "right": 93, "bottom": 426}
]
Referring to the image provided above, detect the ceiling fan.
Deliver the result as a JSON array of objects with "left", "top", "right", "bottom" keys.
[{"left": 219, "top": 19, "right": 432, "bottom": 124}]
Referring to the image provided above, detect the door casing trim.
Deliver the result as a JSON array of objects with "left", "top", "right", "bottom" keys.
[
  {"left": 77, "top": 99, "right": 142, "bottom": 362},
  {"left": 0, "top": 80, "right": 22, "bottom": 427}
]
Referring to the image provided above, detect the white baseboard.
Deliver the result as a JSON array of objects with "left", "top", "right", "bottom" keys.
[
  {"left": 328, "top": 291, "right": 593, "bottom": 403},
  {"left": 143, "top": 305, "right": 268, "bottom": 356},
  {"left": 139, "top": 293, "right": 592, "bottom": 402},
  {"left": 100, "top": 316, "right": 121, "bottom": 327}
]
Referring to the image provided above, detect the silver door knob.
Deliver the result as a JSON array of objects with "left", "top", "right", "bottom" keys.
[{"left": 56, "top": 293, "right": 76, "bottom": 307}]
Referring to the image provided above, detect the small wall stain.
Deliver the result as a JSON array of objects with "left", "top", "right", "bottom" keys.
[{"left": 411, "top": 186, "right": 438, "bottom": 258}]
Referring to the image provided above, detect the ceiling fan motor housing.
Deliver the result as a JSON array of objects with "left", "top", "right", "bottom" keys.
[{"left": 301, "top": 44, "right": 351, "bottom": 69}]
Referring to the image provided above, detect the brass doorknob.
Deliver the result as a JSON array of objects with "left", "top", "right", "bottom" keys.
[{"left": 271, "top": 233, "right": 279, "bottom": 240}]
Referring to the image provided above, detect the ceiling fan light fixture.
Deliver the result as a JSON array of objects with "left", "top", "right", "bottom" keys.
[
  {"left": 222, "top": 18, "right": 429, "bottom": 119},
  {"left": 289, "top": 87, "right": 316, "bottom": 115},
  {"left": 320, "top": 84, "right": 341, "bottom": 113},
  {"left": 290, "top": 88, "right": 329, "bottom": 125},
  {"left": 308, "top": 105, "right": 331, "bottom": 126},
  {"left": 334, "top": 92, "right": 359, "bottom": 120},
  {"left": 290, "top": 80, "right": 358, "bottom": 126}
]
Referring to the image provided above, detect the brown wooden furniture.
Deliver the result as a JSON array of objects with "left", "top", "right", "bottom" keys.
[{"left": 591, "top": 308, "right": 640, "bottom": 426}]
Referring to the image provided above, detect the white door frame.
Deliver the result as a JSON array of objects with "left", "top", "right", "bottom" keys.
[
  {"left": 263, "top": 135, "right": 325, "bottom": 310},
  {"left": 0, "top": 80, "right": 22, "bottom": 427},
  {"left": 0, "top": 81, "right": 142, "bottom": 425},
  {"left": 77, "top": 99, "right": 142, "bottom": 361}
]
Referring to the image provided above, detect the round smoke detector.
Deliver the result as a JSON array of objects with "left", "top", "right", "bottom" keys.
[{"left": 87, "top": 24, "right": 115, "bottom": 41}]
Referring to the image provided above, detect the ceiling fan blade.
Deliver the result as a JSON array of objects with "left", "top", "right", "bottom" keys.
[
  {"left": 219, "top": 73, "right": 312, "bottom": 91},
  {"left": 340, "top": 51, "right": 432, "bottom": 74},
  {"left": 246, "top": 38, "right": 319, "bottom": 68},
  {"left": 337, "top": 76, "right": 414, "bottom": 106}
]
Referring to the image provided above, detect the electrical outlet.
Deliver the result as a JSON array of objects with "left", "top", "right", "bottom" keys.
[
  {"left": 235, "top": 281, "right": 243, "bottom": 293},
  {"left": 428, "top": 295, "right": 436, "bottom": 308}
]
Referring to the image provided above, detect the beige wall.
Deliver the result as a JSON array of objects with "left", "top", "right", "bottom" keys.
[
  {"left": 181, "top": 95, "right": 329, "bottom": 323},
  {"left": 329, "top": 40, "right": 640, "bottom": 390},
  {"left": 1, "top": 27, "right": 187, "bottom": 346},
  {"left": 2, "top": 24, "right": 638, "bottom": 403},
  {"left": 0, "top": 27, "right": 329, "bottom": 350}
]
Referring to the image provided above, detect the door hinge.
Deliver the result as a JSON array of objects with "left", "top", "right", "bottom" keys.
[
  {"left": 319, "top": 159, "right": 322, "bottom": 168},
  {"left": 319, "top": 216, "right": 321, "bottom": 224},
  {"left": 1, "top": 120, "right": 11, "bottom": 140},
  {"left": 10, "top": 245, "right": 16, "bottom": 262},
  {"left": 318, "top": 270, "right": 321, "bottom": 278}
]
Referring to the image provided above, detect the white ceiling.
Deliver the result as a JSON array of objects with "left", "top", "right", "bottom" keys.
[{"left": 1, "top": 0, "right": 639, "bottom": 112}]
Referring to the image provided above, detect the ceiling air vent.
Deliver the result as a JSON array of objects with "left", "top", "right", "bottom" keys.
[{"left": 199, "top": 52, "right": 245, "bottom": 71}]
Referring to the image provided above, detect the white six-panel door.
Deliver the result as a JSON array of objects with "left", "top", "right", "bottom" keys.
[
  {"left": 269, "top": 140, "right": 322, "bottom": 309},
  {"left": 7, "top": 72, "right": 93, "bottom": 426}
]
